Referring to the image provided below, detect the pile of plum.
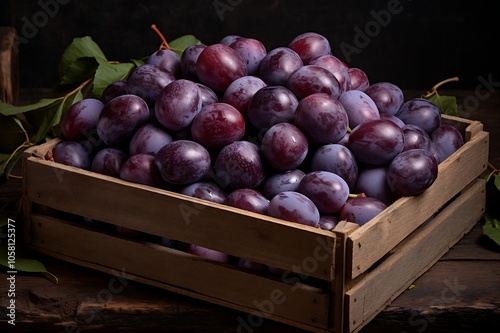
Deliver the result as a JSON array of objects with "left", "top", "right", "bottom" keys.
[{"left": 53, "top": 32, "right": 465, "bottom": 237}]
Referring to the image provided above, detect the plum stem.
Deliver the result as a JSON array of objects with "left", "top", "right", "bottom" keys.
[
  {"left": 488, "top": 162, "right": 499, "bottom": 175},
  {"left": 348, "top": 193, "right": 366, "bottom": 198},
  {"left": 151, "top": 24, "right": 170, "bottom": 50},
  {"left": 424, "top": 77, "right": 459, "bottom": 98}
]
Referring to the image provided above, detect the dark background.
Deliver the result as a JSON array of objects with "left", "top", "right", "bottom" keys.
[{"left": 2, "top": 0, "right": 499, "bottom": 91}]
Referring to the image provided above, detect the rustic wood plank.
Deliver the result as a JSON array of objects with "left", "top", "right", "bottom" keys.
[
  {"left": 441, "top": 222, "right": 500, "bottom": 261},
  {"left": 360, "top": 260, "right": 500, "bottom": 333},
  {"left": 330, "top": 222, "right": 359, "bottom": 333},
  {"left": 27, "top": 214, "right": 331, "bottom": 329},
  {"left": 0, "top": 259, "right": 310, "bottom": 333},
  {"left": 347, "top": 130, "right": 489, "bottom": 279},
  {"left": 0, "top": 27, "right": 17, "bottom": 104},
  {"left": 23, "top": 154, "right": 336, "bottom": 281},
  {"left": 346, "top": 179, "right": 485, "bottom": 332}
]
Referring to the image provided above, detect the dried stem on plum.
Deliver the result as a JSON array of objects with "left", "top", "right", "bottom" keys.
[{"left": 151, "top": 24, "right": 170, "bottom": 50}]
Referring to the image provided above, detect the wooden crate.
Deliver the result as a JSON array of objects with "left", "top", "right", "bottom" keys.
[{"left": 22, "top": 114, "right": 489, "bottom": 333}]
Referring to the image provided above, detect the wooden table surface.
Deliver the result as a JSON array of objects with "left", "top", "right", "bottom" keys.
[{"left": 1, "top": 89, "right": 499, "bottom": 333}]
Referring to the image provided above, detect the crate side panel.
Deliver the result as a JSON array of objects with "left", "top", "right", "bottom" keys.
[
  {"left": 29, "top": 214, "right": 331, "bottom": 329},
  {"left": 25, "top": 157, "right": 335, "bottom": 280},
  {"left": 347, "top": 130, "right": 489, "bottom": 279},
  {"left": 328, "top": 222, "right": 360, "bottom": 333},
  {"left": 28, "top": 243, "right": 335, "bottom": 333},
  {"left": 23, "top": 137, "right": 61, "bottom": 158},
  {"left": 345, "top": 178, "right": 485, "bottom": 332},
  {"left": 441, "top": 115, "right": 482, "bottom": 141}
]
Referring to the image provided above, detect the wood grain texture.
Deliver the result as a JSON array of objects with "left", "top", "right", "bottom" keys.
[
  {"left": 346, "top": 179, "right": 485, "bottom": 332},
  {"left": 27, "top": 214, "right": 331, "bottom": 330},
  {"left": 19, "top": 132, "right": 489, "bottom": 332},
  {"left": 347, "top": 128, "right": 489, "bottom": 279},
  {"left": 0, "top": 89, "right": 498, "bottom": 333},
  {"left": 23, "top": 155, "right": 336, "bottom": 281}
]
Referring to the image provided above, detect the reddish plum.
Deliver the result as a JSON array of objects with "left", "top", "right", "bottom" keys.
[
  {"left": 347, "top": 67, "right": 370, "bottom": 91},
  {"left": 261, "top": 123, "right": 309, "bottom": 171},
  {"left": 196, "top": 43, "right": 248, "bottom": 92},
  {"left": 191, "top": 102, "right": 246, "bottom": 151},
  {"left": 288, "top": 32, "right": 331, "bottom": 64},
  {"left": 287, "top": 65, "right": 341, "bottom": 100}
]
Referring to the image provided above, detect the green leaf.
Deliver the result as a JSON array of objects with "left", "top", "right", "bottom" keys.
[
  {"left": 0, "top": 146, "right": 25, "bottom": 179},
  {"left": 0, "top": 98, "right": 62, "bottom": 116},
  {"left": 0, "top": 115, "right": 28, "bottom": 153},
  {"left": 60, "top": 57, "right": 99, "bottom": 85},
  {"left": 30, "top": 100, "right": 64, "bottom": 142},
  {"left": 12, "top": 117, "right": 30, "bottom": 142},
  {"left": 59, "top": 36, "right": 107, "bottom": 80},
  {"left": 92, "top": 62, "right": 135, "bottom": 98},
  {"left": 481, "top": 169, "right": 495, "bottom": 183},
  {"left": 169, "top": 34, "right": 203, "bottom": 57},
  {"left": 426, "top": 92, "right": 459, "bottom": 116},
  {"left": 1, "top": 258, "right": 47, "bottom": 272},
  {"left": 495, "top": 174, "right": 500, "bottom": 192},
  {"left": 130, "top": 58, "right": 146, "bottom": 67},
  {"left": 0, "top": 239, "right": 59, "bottom": 283},
  {"left": 27, "top": 89, "right": 83, "bottom": 143},
  {"left": 47, "top": 90, "right": 84, "bottom": 139},
  {"left": 0, "top": 242, "right": 47, "bottom": 272},
  {"left": 426, "top": 93, "right": 457, "bottom": 116},
  {"left": 0, "top": 153, "right": 11, "bottom": 171},
  {"left": 483, "top": 212, "right": 500, "bottom": 247}
]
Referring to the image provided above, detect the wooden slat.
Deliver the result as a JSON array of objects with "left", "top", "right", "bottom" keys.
[
  {"left": 347, "top": 130, "right": 489, "bottom": 279},
  {"left": 28, "top": 214, "right": 331, "bottom": 330},
  {"left": 465, "top": 121, "right": 484, "bottom": 141},
  {"left": 24, "top": 156, "right": 336, "bottom": 281},
  {"left": 23, "top": 137, "right": 61, "bottom": 158},
  {"left": 441, "top": 222, "right": 500, "bottom": 260},
  {"left": 345, "top": 178, "right": 485, "bottom": 332},
  {"left": 441, "top": 115, "right": 483, "bottom": 142},
  {"left": 329, "top": 222, "right": 359, "bottom": 333},
  {"left": 0, "top": 27, "right": 17, "bottom": 104}
]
